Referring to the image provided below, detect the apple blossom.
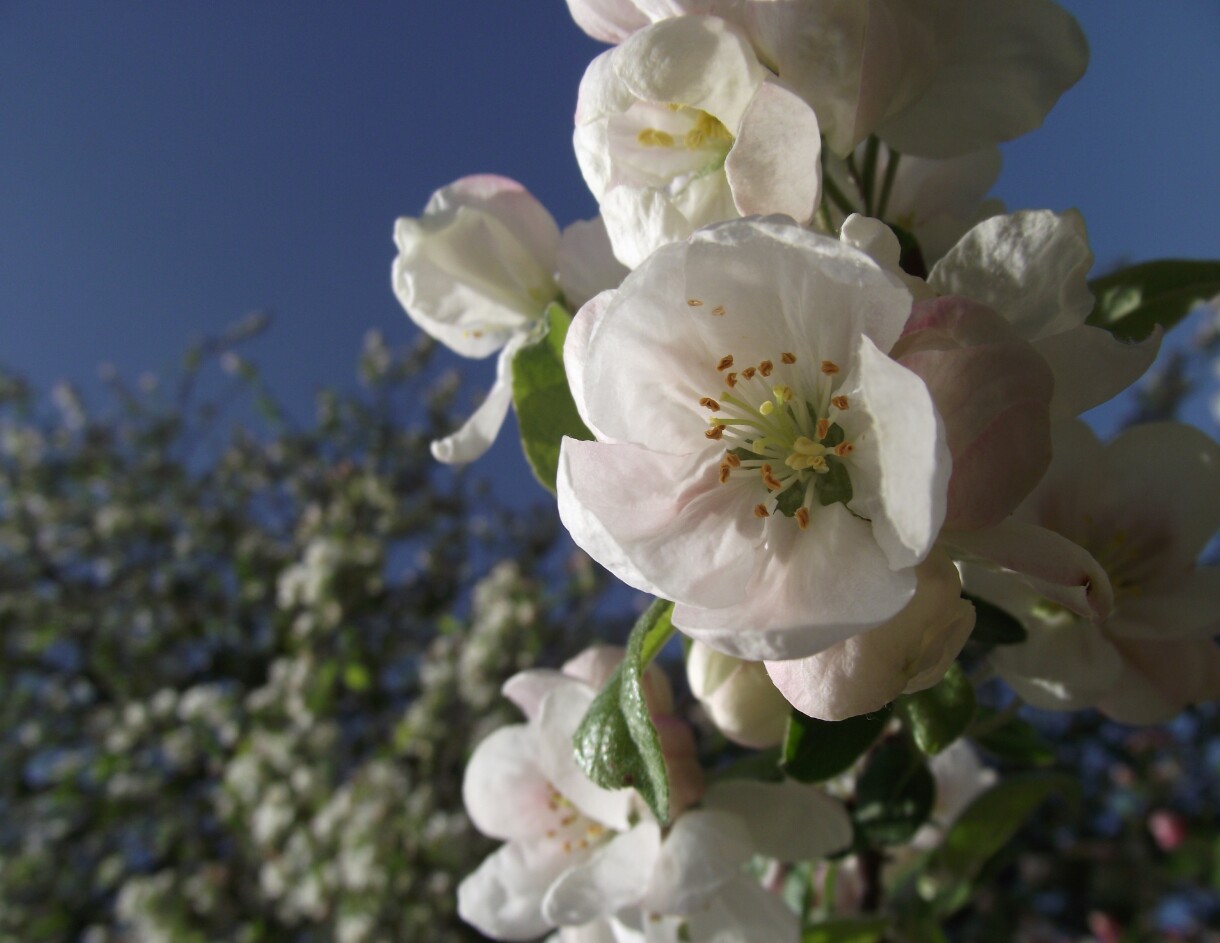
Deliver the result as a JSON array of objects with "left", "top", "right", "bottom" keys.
[
  {"left": 558, "top": 216, "right": 950, "bottom": 660},
  {"left": 393, "top": 176, "right": 625, "bottom": 464},
  {"left": 912, "top": 740, "right": 997, "bottom": 850},
  {"left": 959, "top": 420, "right": 1220, "bottom": 724},
  {"left": 686, "top": 641, "right": 789, "bottom": 747},
  {"left": 459, "top": 659, "right": 852, "bottom": 940},
  {"left": 573, "top": 15, "right": 821, "bottom": 267}
]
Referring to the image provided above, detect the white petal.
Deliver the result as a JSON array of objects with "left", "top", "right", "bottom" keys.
[
  {"left": 429, "top": 337, "right": 523, "bottom": 464},
  {"left": 1034, "top": 325, "right": 1162, "bottom": 418},
  {"left": 929, "top": 209, "right": 1094, "bottom": 342},
  {"left": 565, "top": 290, "right": 621, "bottom": 443},
  {"left": 683, "top": 876, "right": 799, "bottom": 943},
  {"left": 945, "top": 519, "right": 1113, "bottom": 620},
  {"left": 839, "top": 335, "right": 949, "bottom": 569},
  {"left": 642, "top": 809, "right": 752, "bottom": 915},
  {"left": 703, "top": 780, "right": 853, "bottom": 861},
  {"left": 725, "top": 80, "right": 821, "bottom": 223},
  {"left": 686, "top": 642, "right": 789, "bottom": 748},
  {"left": 557, "top": 440, "right": 763, "bottom": 608},
  {"left": 1107, "top": 568, "right": 1220, "bottom": 641},
  {"left": 543, "top": 822, "right": 662, "bottom": 926},
  {"left": 878, "top": 0, "right": 1088, "bottom": 157},
  {"left": 537, "top": 680, "right": 636, "bottom": 831},
  {"left": 463, "top": 725, "right": 554, "bottom": 843},
  {"left": 1099, "top": 637, "right": 1220, "bottom": 725},
  {"left": 991, "top": 618, "right": 1123, "bottom": 712},
  {"left": 458, "top": 838, "right": 572, "bottom": 941},
  {"left": 675, "top": 502, "right": 918, "bottom": 660},
  {"left": 566, "top": 0, "right": 651, "bottom": 43},
  {"left": 559, "top": 217, "right": 630, "bottom": 311},
  {"left": 613, "top": 17, "right": 765, "bottom": 133},
  {"left": 766, "top": 550, "right": 974, "bottom": 720},
  {"left": 503, "top": 669, "right": 570, "bottom": 720}
]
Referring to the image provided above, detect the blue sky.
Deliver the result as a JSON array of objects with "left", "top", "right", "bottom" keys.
[{"left": 1, "top": 1, "right": 1217, "bottom": 497}]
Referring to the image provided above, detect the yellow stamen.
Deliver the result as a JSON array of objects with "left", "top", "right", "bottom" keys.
[
  {"left": 637, "top": 128, "right": 675, "bottom": 148},
  {"left": 711, "top": 304, "right": 725, "bottom": 317},
  {"left": 687, "top": 297, "right": 704, "bottom": 307},
  {"left": 809, "top": 455, "right": 829, "bottom": 473},
  {"left": 759, "top": 401, "right": 775, "bottom": 416}
]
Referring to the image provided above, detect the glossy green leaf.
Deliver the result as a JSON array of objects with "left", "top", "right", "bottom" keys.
[
  {"left": 969, "top": 709, "right": 1055, "bottom": 767},
  {"left": 511, "top": 303, "right": 593, "bottom": 494},
  {"left": 781, "top": 704, "right": 891, "bottom": 783},
  {"left": 573, "top": 599, "right": 675, "bottom": 823},
  {"left": 926, "top": 773, "right": 1079, "bottom": 913},
  {"left": 853, "top": 736, "right": 935, "bottom": 847},
  {"left": 804, "top": 917, "right": 889, "bottom": 943},
  {"left": 1087, "top": 259, "right": 1220, "bottom": 341},
  {"left": 898, "top": 664, "right": 976, "bottom": 756}
]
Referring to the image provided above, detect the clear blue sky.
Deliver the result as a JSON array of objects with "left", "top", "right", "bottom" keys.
[{"left": 1, "top": 1, "right": 1218, "bottom": 497}]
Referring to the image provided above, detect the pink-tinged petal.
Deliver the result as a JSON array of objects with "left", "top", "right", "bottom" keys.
[
  {"left": 675, "top": 503, "right": 918, "bottom": 660},
  {"left": 614, "top": 17, "right": 765, "bottom": 133},
  {"left": 684, "top": 876, "right": 799, "bottom": 943},
  {"left": 463, "top": 725, "right": 555, "bottom": 843},
  {"left": 1034, "top": 325, "right": 1162, "bottom": 419},
  {"left": 600, "top": 177, "right": 735, "bottom": 269},
  {"left": 895, "top": 295, "right": 1054, "bottom": 530},
  {"left": 766, "top": 550, "right": 974, "bottom": 720},
  {"left": 725, "top": 80, "right": 821, "bottom": 224},
  {"left": 929, "top": 210, "right": 1094, "bottom": 342},
  {"left": 503, "top": 669, "right": 569, "bottom": 721},
  {"left": 537, "top": 680, "right": 635, "bottom": 831},
  {"left": 559, "top": 217, "right": 630, "bottom": 312},
  {"left": 1099, "top": 422, "right": 1220, "bottom": 572},
  {"left": 562, "top": 645, "right": 628, "bottom": 693},
  {"left": 393, "top": 177, "right": 560, "bottom": 358},
  {"left": 838, "top": 335, "right": 949, "bottom": 568},
  {"left": 686, "top": 642, "right": 789, "bottom": 748},
  {"left": 430, "top": 337, "right": 524, "bottom": 464},
  {"left": 991, "top": 619, "right": 1124, "bottom": 712},
  {"left": 1106, "top": 568, "right": 1220, "bottom": 641},
  {"left": 557, "top": 440, "right": 764, "bottom": 608},
  {"left": 642, "top": 809, "right": 752, "bottom": 915},
  {"left": 457, "top": 838, "right": 572, "bottom": 941},
  {"left": 654, "top": 713, "right": 705, "bottom": 815},
  {"left": 878, "top": 0, "right": 1088, "bottom": 157},
  {"left": 703, "top": 780, "right": 853, "bottom": 861},
  {"left": 565, "top": 0, "right": 651, "bottom": 43},
  {"left": 542, "top": 822, "right": 662, "bottom": 926},
  {"left": 1098, "top": 638, "right": 1220, "bottom": 725},
  {"left": 945, "top": 520, "right": 1113, "bottom": 620}
]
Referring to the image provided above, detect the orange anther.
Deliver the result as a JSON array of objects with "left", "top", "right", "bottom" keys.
[
  {"left": 716, "top": 355, "right": 734, "bottom": 372},
  {"left": 753, "top": 504, "right": 770, "bottom": 518},
  {"left": 795, "top": 507, "right": 810, "bottom": 529},
  {"left": 781, "top": 352, "right": 797, "bottom": 364},
  {"left": 705, "top": 425, "right": 726, "bottom": 440},
  {"left": 821, "top": 360, "right": 840, "bottom": 375},
  {"left": 699, "top": 397, "right": 721, "bottom": 411},
  {"left": 759, "top": 360, "right": 774, "bottom": 377},
  {"left": 831, "top": 395, "right": 849, "bottom": 410}
]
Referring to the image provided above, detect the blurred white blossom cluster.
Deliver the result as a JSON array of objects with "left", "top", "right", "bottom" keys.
[{"left": 392, "top": 2, "right": 1220, "bottom": 940}]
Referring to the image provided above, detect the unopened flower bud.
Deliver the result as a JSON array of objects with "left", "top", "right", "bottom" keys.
[{"left": 686, "top": 641, "right": 788, "bottom": 748}]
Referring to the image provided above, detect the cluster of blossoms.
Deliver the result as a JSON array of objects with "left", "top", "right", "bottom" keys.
[{"left": 392, "top": 2, "right": 1220, "bottom": 938}]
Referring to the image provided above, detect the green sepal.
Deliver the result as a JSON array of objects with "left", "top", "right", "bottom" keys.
[
  {"left": 774, "top": 482, "right": 807, "bottom": 517},
  {"left": 815, "top": 459, "right": 853, "bottom": 507},
  {"left": 781, "top": 704, "right": 891, "bottom": 783},
  {"left": 897, "top": 664, "right": 976, "bottom": 756},
  {"left": 572, "top": 599, "right": 675, "bottom": 823},
  {"left": 511, "top": 303, "right": 593, "bottom": 494},
  {"left": 1086, "top": 259, "right": 1220, "bottom": 341}
]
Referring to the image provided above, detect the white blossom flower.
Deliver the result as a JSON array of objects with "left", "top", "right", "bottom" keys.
[
  {"left": 558, "top": 217, "right": 950, "bottom": 661},
  {"left": 574, "top": 16, "right": 821, "bottom": 267},
  {"left": 459, "top": 663, "right": 851, "bottom": 941},
  {"left": 393, "top": 177, "right": 625, "bottom": 464},
  {"left": 960, "top": 420, "right": 1220, "bottom": 723},
  {"left": 686, "top": 641, "right": 789, "bottom": 747}
]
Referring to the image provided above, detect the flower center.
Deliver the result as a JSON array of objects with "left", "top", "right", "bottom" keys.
[
  {"left": 541, "top": 788, "right": 614, "bottom": 856},
  {"left": 697, "top": 343, "right": 856, "bottom": 529}
]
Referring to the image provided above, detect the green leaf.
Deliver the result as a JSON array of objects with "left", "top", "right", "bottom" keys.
[
  {"left": 781, "top": 704, "right": 891, "bottom": 783},
  {"left": 964, "top": 593, "right": 1026, "bottom": 646},
  {"left": 854, "top": 736, "right": 936, "bottom": 847},
  {"left": 1087, "top": 259, "right": 1220, "bottom": 341},
  {"left": 969, "top": 709, "right": 1055, "bottom": 767},
  {"left": 926, "top": 773, "right": 1079, "bottom": 912},
  {"left": 511, "top": 303, "right": 593, "bottom": 494},
  {"left": 804, "top": 917, "right": 889, "bottom": 943},
  {"left": 898, "top": 664, "right": 976, "bottom": 756},
  {"left": 573, "top": 599, "right": 675, "bottom": 823}
]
